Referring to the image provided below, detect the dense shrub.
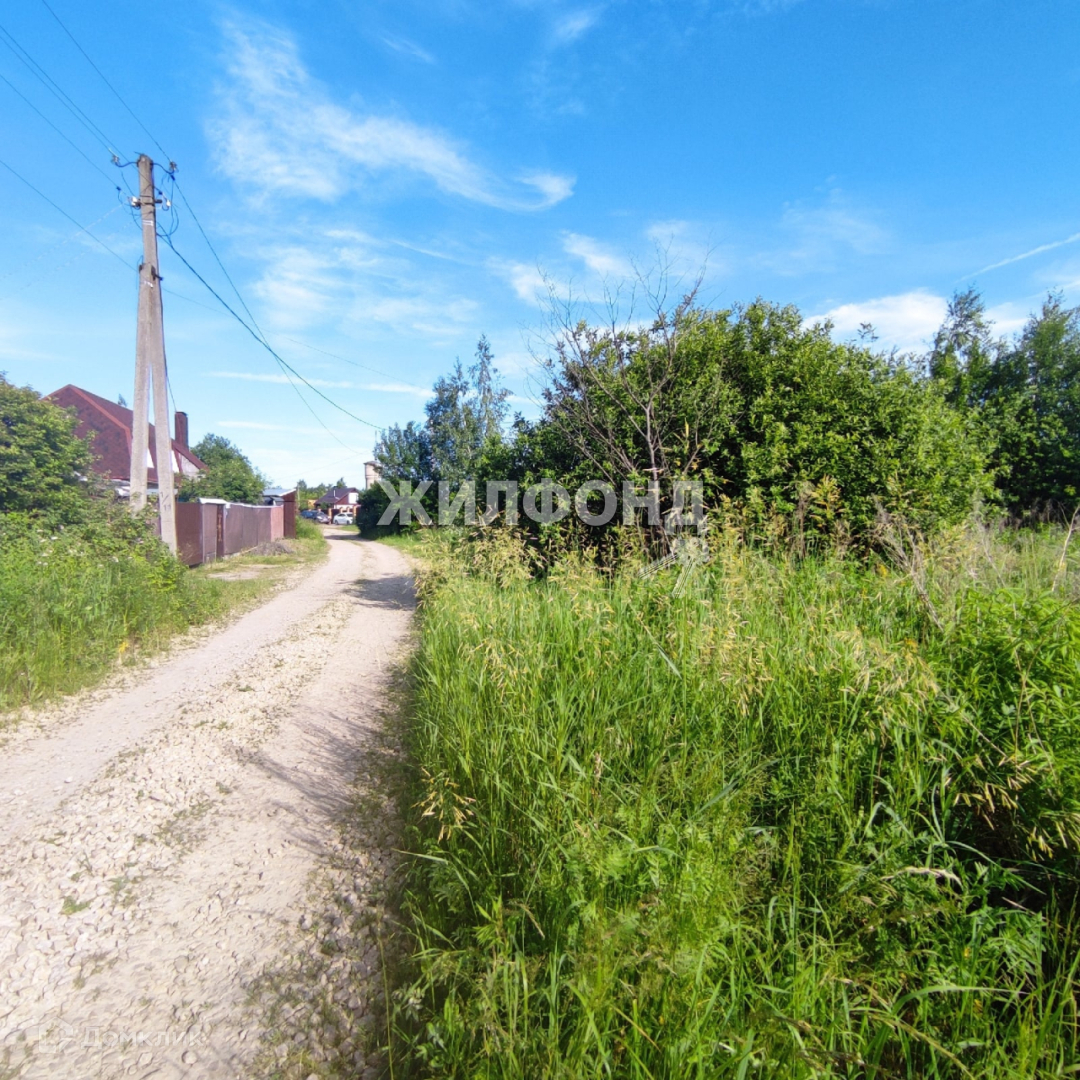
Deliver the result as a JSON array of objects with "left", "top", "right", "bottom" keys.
[
  {"left": 0, "top": 507, "right": 225, "bottom": 709},
  {"left": 395, "top": 525, "right": 1080, "bottom": 1078}
]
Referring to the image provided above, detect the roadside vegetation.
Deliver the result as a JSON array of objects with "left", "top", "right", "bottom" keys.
[
  {"left": 367, "top": 285, "right": 1080, "bottom": 1076},
  {"left": 395, "top": 522, "right": 1079, "bottom": 1077},
  {"left": 0, "top": 375, "right": 325, "bottom": 713}
]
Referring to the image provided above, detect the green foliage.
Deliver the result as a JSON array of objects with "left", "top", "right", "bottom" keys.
[
  {"left": 179, "top": 433, "right": 267, "bottom": 504},
  {"left": 376, "top": 336, "right": 510, "bottom": 486},
  {"left": 540, "top": 299, "right": 987, "bottom": 540},
  {"left": 930, "top": 290, "right": 1080, "bottom": 516},
  {"left": 396, "top": 525, "right": 1080, "bottom": 1077},
  {"left": 293, "top": 514, "right": 321, "bottom": 541},
  {"left": 296, "top": 479, "right": 331, "bottom": 507},
  {"left": 0, "top": 374, "right": 92, "bottom": 526},
  {"left": 0, "top": 504, "right": 225, "bottom": 709}
]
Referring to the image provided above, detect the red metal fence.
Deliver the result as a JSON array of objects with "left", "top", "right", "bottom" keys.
[{"left": 175, "top": 495, "right": 295, "bottom": 567}]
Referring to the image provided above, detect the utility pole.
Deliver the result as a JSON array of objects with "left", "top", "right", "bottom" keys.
[{"left": 130, "top": 154, "right": 176, "bottom": 553}]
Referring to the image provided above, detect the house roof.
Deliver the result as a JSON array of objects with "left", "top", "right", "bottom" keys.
[
  {"left": 315, "top": 485, "right": 358, "bottom": 505},
  {"left": 47, "top": 384, "right": 207, "bottom": 484}
]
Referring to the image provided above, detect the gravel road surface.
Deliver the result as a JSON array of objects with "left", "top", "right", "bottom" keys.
[{"left": 0, "top": 532, "right": 414, "bottom": 1079}]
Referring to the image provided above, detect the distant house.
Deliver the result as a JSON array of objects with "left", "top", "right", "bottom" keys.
[
  {"left": 47, "top": 384, "right": 206, "bottom": 494},
  {"left": 262, "top": 487, "right": 297, "bottom": 507},
  {"left": 315, "top": 485, "right": 360, "bottom": 517}
]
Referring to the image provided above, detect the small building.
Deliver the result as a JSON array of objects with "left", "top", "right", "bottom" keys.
[
  {"left": 315, "top": 485, "right": 359, "bottom": 519},
  {"left": 47, "top": 384, "right": 206, "bottom": 494}
]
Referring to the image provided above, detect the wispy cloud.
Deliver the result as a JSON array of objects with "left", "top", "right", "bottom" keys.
[
  {"left": 968, "top": 230, "right": 1080, "bottom": 277},
  {"left": 769, "top": 187, "right": 888, "bottom": 273},
  {"left": 563, "top": 232, "right": 632, "bottom": 277},
  {"left": 210, "top": 21, "right": 574, "bottom": 211},
  {"left": 209, "top": 371, "right": 431, "bottom": 396},
  {"left": 808, "top": 290, "right": 946, "bottom": 354},
  {"left": 492, "top": 260, "right": 549, "bottom": 302},
  {"left": 217, "top": 419, "right": 349, "bottom": 434},
  {"left": 380, "top": 33, "right": 435, "bottom": 64},
  {"left": 553, "top": 9, "right": 600, "bottom": 43}
]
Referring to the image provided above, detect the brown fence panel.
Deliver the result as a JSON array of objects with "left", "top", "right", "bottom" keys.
[
  {"left": 220, "top": 503, "right": 274, "bottom": 556},
  {"left": 270, "top": 504, "right": 284, "bottom": 540},
  {"left": 283, "top": 491, "right": 296, "bottom": 539},
  {"left": 175, "top": 502, "right": 203, "bottom": 567},
  {"left": 202, "top": 505, "right": 219, "bottom": 564}
]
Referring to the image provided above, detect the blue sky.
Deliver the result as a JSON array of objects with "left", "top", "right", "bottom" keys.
[{"left": 2, "top": 0, "right": 1078, "bottom": 486}]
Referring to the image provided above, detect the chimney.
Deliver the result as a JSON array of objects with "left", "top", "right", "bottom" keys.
[{"left": 174, "top": 411, "right": 189, "bottom": 450}]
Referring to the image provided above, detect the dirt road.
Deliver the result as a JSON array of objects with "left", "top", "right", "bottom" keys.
[{"left": 0, "top": 532, "right": 414, "bottom": 1079}]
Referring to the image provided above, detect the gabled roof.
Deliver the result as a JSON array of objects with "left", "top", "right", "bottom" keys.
[
  {"left": 47, "top": 384, "right": 207, "bottom": 483},
  {"left": 315, "top": 485, "right": 359, "bottom": 505}
]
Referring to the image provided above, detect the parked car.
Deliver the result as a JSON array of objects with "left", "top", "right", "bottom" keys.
[
  {"left": 300, "top": 509, "right": 318, "bottom": 519},
  {"left": 315, "top": 512, "right": 330, "bottom": 524},
  {"left": 332, "top": 512, "right": 354, "bottom": 525}
]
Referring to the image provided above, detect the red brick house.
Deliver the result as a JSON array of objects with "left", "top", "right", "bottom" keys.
[{"left": 47, "top": 384, "right": 206, "bottom": 494}]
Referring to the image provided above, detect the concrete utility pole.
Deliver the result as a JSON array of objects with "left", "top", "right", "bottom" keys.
[{"left": 130, "top": 154, "right": 177, "bottom": 552}]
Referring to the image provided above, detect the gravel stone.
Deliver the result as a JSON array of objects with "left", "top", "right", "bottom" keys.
[{"left": 0, "top": 537, "right": 413, "bottom": 1079}]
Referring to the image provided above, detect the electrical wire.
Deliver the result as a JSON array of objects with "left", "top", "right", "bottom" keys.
[
  {"left": 170, "top": 179, "right": 262, "bottom": 332},
  {"left": 0, "top": 202, "right": 124, "bottom": 294},
  {"left": 0, "top": 156, "right": 133, "bottom": 270},
  {"left": 273, "top": 333, "right": 401, "bottom": 383},
  {"left": 36, "top": 0, "right": 172, "bottom": 163},
  {"left": 170, "top": 179, "right": 401, "bottom": 386},
  {"left": 157, "top": 233, "right": 381, "bottom": 433},
  {"left": 0, "top": 70, "right": 117, "bottom": 186},
  {"left": 0, "top": 20, "right": 118, "bottom": 155}
]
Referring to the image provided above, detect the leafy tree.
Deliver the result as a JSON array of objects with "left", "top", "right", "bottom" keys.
[
  {"left": 179, "top": 434, "right": 266, "bottom": 504},
  {"left": 987, "top": 296, "right": 1080, "bottom": 513},
  {"left": 375, "top": 336, "right": 509, "bottom": 485},
  {"left": 538, "top": 298, "right": 987, "bottom": 540},
  {"left": 927, "top": 290, "right": 1080, "bottom": 515},
  {"left": 928, "top": 287, "right": 1001, "bottom": 408},
  {"left": 0, "top": 374, "right": 92, "bottom": 525}
]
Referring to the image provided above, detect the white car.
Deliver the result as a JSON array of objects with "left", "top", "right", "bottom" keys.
[{"left": 332, "top": 512, "right": 354, "bottom": 525}]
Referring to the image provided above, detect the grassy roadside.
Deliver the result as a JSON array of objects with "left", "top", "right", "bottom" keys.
[
  {"left": 393, "top": 525, "right": 1080, "bottom": 1078},
  {"left": 0, "top": 516, "right": 326, "bottom": 715}
]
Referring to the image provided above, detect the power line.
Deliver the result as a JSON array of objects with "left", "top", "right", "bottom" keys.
[
  {"left": 157, "top": 233, "right": 382, "bottom": 433},
  {"left": 170, "top": 179, "right": 400, "bottom": 387},
  {"left": 171, "top": 179, "right": 262, "bottom": 332},
  {"left": 0, "top": 156, "right": 133, "bottom": 270},
  {"left": 0, "top": 20, "right": 118, "bottom": 155},
  {"left": 0, "top": 203, "right": 124, "bottom": 294},
  {"left": 36, "top": 0, "right": 171, "bottom": 163},
  {"left": 274, "top": 333, "right": 401, "bottom": 383},
  {"left": 0, "top": 70, "right": 117, "bottom": 186}
]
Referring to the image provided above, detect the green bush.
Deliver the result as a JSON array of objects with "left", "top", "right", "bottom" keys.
[
  {"left": 0, "top": 507, "right": 225, "bottom": 709},
  {"left": 395, "top": 525, "right": 1080, "bottom": 1078}
]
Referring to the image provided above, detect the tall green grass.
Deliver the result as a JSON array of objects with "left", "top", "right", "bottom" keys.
[
  {"left": 0, "top": 514, "right": 226, "bottom": 710},
  {"left": 396, "top": 525, "right": 1080, "bottom": 1077}
]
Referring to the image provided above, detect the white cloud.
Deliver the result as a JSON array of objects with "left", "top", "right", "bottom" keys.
[
  {"left": 211, "top": 22, "right": 574, "bottom": 211},
  {"left": 971, "top": 231, "right": 1080, "bottom": 277},
  {"left": 770, "top": 188, "right": 888, "bottom": 273},
  {"left": 380, "top": 33, "right": 435, "bottom": 64},
  {"left": 494, "top": 260, "right": 549, "bottom": 302},
  {"left": 563, "top": 232, "right": 632, "bottom": 278},
  {"left": 644, "top": 219, "right": 719, "bottom": 276},
  {"left": 553, "top": 10, "right": 599, "bottom": 43},
  {"left": 217, "top": 420, "right": 349, "bottom": 434},
  {"left": 809, "top": 290, "right": 947, "bottom": 354},
  {"left": 209, "top": 371, "right": 431, "bottom": 396},
  {"left": 984, "top": 301, "right": 1033, "bottom": 338},
  {"left": 521, "top": 171, "right": 576, "bottom": 206}
]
